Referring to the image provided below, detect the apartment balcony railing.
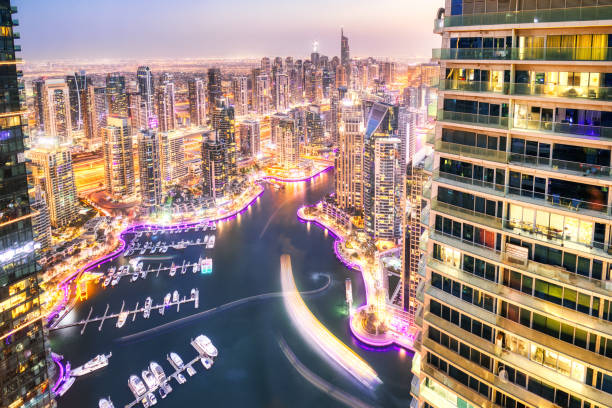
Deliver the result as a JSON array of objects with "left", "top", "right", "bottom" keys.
[
  {"left": 435, "top": 170, "right": 506, "bottom": 200},
  {"left": 424, "top": 155, "right": 434, "bottom": 173},
  {"left": 441, "top": 79, "right": 612, "bottom": 102},
  {"left": 513, "top": 83, "right": 612, "bottom": 101},
  {"left": 432, "top": 47, "right": 612, "bottom": 62},
  {"left": 508, "top": 152, "right": 612, "bottom": 179},
  {"left": 421, "top": 203, "right": 430, "bottom": 228},
  {"left": 441, "top": 5, "right": 612, "bottom": 28},
  {"left": 410, "top": 376, "right": 420, "bottom": 398},
  {"left": 436, "top": 140, "right": 509, "bottom": 164},
  {"left": 506, "top": 186, "right": 611, "bottom": 217},
  {"left": 431, "top": 197, "right": 503, "bottom": 230},
  {"left": 11, "top": 19, "right": 18, "bottom": 27},
  {"left": 429, "top": 229, "right": 501, "bottom": 264},
  {"left": 437, "top": 109, "right": 509, "bottom": 129},
  {"left": 513, "top": 119, "right": 612, "bottom": 140},
  {"left": 418, "top": 254, "right": 427, "bottom": 278},
  {"left": 425, "top": 129, "right": 436, "bottom": 145}
]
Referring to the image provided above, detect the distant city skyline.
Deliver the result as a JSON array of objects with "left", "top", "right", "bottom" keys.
[{"left": 15, "top": 0, "right": 442, "bottom": 61}]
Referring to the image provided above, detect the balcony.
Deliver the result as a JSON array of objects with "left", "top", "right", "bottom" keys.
[
  {"left": 509, "top": 152, "right": 611, "bottom": 180},
  {"left": 418, "top": 255, "right": 427, "bottom": 278},
  {"left": 11, "top": 19, "right": 18, "bottom": 27},
  {"left": 420, "top": 203, "right": 430, "bottom": 228},
  {"left": 440, "top": 79, "right": 509, "bottom": 95},
  {"left": 432, "top": 47, "right": 612, "bottom": 62},
  {"left": 431, "top": 198, "right": 503, "bottom": 230},
  {"left": 506, "top": 187, "right": 611, "bottom": 220},
  {"left": 410, "top": 376, "right": 420, "bottom": 398},
  {"left": 513, "top": 82, "right": 612, "bottom": 102},
  {"left": 437, "top": 109, "right": 509, "bottom": 130},
  {"left": 436, "top": 140, "right": 508, "bottom": 164},
  {"left": 441, "top": 5, "right": 612, "bottom": 28},
  {"left": 423, "top": 181, "right": 431, "bottom": 201},
  {"left": 435, "top": 170, "right": 506, "bottom": 199},
  {"left": 430, "top": 229, "right": 502, "bottom": 264},
  {"left": 425, "top": 129, "right": 435, "bottom": 145},
  {"left": 423, "top": 155, "right": 434, "bottom": 173},
  {"left": 512, "top": 119, "right": 612, "bottom": 141},
  {"left": 419, "top": 229, "right": 429, "bottom": 252}
]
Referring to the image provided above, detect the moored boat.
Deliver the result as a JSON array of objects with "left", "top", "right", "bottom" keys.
[
  {"left": 71, "top": 352, "right": 111, "bottom": 376},
  {"left": 128, "top": 375, "right": 147, "bottom": 398},
  {"left": 191, "top": 334, "right": 218, "bottom": 358}
]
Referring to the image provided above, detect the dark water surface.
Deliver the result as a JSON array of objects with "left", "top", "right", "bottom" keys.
[{"left": 51, "top": 171, "right": 413, "bottom": 408}]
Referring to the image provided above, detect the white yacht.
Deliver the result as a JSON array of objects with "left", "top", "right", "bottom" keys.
[
  {"left": 131, "top": 272, "right": 138, "bottom": 282},
  {"left": 206, "top": 236, "right": 215, "bottom": 249},
  {"left": 141, "top": 369, "right": 158, "bottom": 390},
  {"left": 116, "top": 311, "right": 129, "bottom": 328},
  {"left": 203, "top": 235, "right": 209, "bottom": 245},
  {"left": 168, "top": 352, "right": 184, "bottom": 370},
  {"left": 55, "top": 376, "right": 75, "bottom": 396},
  {"left": 192, "top": 334, "right": 218, "bottom": 358},
  {"left": 169, "top": 263, "right": 176, "bottom": 277},
  {"left": 71, "top": 352, "right": 111, "bottom": 376},
  {"left": 128, "top": 375, "right": 147, "bottom": 398},
  {"left": 163, "top": 293, "right": 171, "bottom": 306},
  {"left": 98, "top": 397, "right": 114, "bottom": 408},
  {"left": 102, "top": 275, "right": 112, "bottom": 287},
  {"left": 111, "top": 275, "right": 120, "bottom": 286},
  {"left": 192, "top": 263, "right": 198, "bottom": 274},
  {"left": 149, "top": 362, "right": 166, "bottom": 384},
  {"left": 186, "top": 365, "right": 196, "bottom": 376},
  {"left": 143, "top": 297, "right": 152, "bottom": 319},
  {"left": 147, "top": 393, "right": 157, "bottom": 406},
  {"left": 176, "top": 373, "right": 186, "bottom": 384},
  {"left": 172, "top": 290, "right": 179, "bottom": 303},
  {"left": 201, "top": 356, "right": 213, "bottom": 370}
]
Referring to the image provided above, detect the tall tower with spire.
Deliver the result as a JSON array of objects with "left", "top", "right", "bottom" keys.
[{"left": 340, "top": 28, "right": 350, "bottom": 66}]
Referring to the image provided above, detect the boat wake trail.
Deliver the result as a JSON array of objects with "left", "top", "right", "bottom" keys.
[
  {"left": 278, "top": 337, "right": 379, "bottom": 408},
  {"left": 258, "top": 196, "right": 293, "bottom": 239},
  {"left": 115, "top": 274, "right": 332, "bottom": 345}
]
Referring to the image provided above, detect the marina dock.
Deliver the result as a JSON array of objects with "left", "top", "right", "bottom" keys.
[
  {"left": 103, "top": 257, "right": 211, "bottom": 285},
  {"left": 49, "top": 289, "right": 199, "bottom": 334}
]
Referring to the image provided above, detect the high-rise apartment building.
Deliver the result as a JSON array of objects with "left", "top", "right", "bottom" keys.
[
  {"left": 136, "top": 66, "right": 155, "bottom": 124},
  {"left": 207, "top": 68, "right": 222, "bottom": 114},
  {"left": 261, "top": 57, "right": 271, "bottom": 74},
  {"left": 412, "top": 3, "right": 612, "bottom": 408},
  {"left": 66, "top": 71, "right": 90, "bottom": 132},
  {"left": 42, "top": 78, "right": 72, "bottom": 144},
  {"left": 28, "top": 142, "right": 79, "bottom": 228},
  {"left": 254, "top": 74, "right": 271, "bottom": 115},
  {"left": 30, "top": 186, "right": 52, "bottom": 254},
  {"left": 305, "top": 69, "right": 323, "bottom": 104},
  {"left": 278, "top": 117, "right": 299, "bottom": 169},
  {"left": 159, "top": 131, "right": 188, "bottom": 185},
  {"left": 341, "top": 28, "right": 350, "bottom": 67},
  {"left": 305, "top": 105, "right": 324, "bottom": 150},
  {"left": 274, "top": 72, "right": 289, "bottom": 112},
  {"left": 32, "top": 77, "right": 45, "bottom": 131},
  {"left": 138, "top": 129, "right": 162, "bottom": 211},
  {"left": 188, "top": 77, "right": 207, "bottom": 127},
  {"left": 211, "top": 101, "right": 237, "bottom": 177},
  {"left": 0, "top": 3, "right": 51, "bottom": 406},
  {"left": 335, "top": 101, "right": 364, "bottom": 212},
  {"left": 156, "top": 74, "right": 176, "bottom": 133},
  {"left": 102, "top": 116, "right": 135, "bottom": 199},
  {"left": 363, "top": 102, "right": 402, "bottom": 242},
  {"left": 201, "top": 130, "right": 229, "bottom": 201},
  {"left": 231, "top": 76, "right": 248, "bottom": 116},
  {"left": 239, "top": 119, "right": 261, "bottom": 159},
  {"left": 106, "top": 72, "right": 128, "bottom": 117}
]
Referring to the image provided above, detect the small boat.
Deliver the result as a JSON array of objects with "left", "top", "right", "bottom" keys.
[
  {"left": 158, "top": 388, "right": 167, "bottom": 399},
  {"left": 172, "top": 291, "right": 179, "bottom": 303},
  {"left": 191, "top": 334, "right": 218, "bottom": 358},
  {"left": 206, "top": 236, "right": 215, "bottom": 249},
  {"left": 201, "top": 356, "right": 213, "bottom": 370},
  {"left": 147, "top": 393, "right": 157, "bottom": 406},
  {"left": 111, "top": 275, "right": 120, "bottom": 286},
  {"left": 161, "top": 382, "right": 172, "bottom": 394},
  {"left": 142, "top": 369, "right": 158, "bottom": 390},
  {"left": 168, "top": 352, "right": 184, "bottom": 370},
  {"left": 56, "top": 376, "right": 75, "bottom": 396},
  {"left": 186, "top": 365, "right": 196, "bottom": 376},
  {"left": 180, "top": 265, "right": 186, "bottom": 275},
  {"left": 191, "top": 288, "right": 197, "bottom": 299},
  {"left": 163, "top": 293, "right": 171, "bottom": 305},
  {"left": 161, "top": 246, "right": 168, "bottom": 253},
  {"left": 140, "top": 269, "right": 147, "bottom": 279},
  {"left": 203, "top": 235, "right": 209, "bottom": 244},
  {"left": 143, "top": 297, "right": 152, "bottom": 319},
  {"left": 71, "top": 352, "right": 111, "bottom": 376},
  {"left": 149, "top": 362, "right": 166, "bottom": 384},
  {"left": 102, "top": 275, "right": 112, "bottom": 287},
  {"left": 131, "top": 272, "right": 138, "bottom": 282},
  {"left": 142, "top": 397, "right": 150, "bottom": 408},
  {"left": 176, "top": 373, "right": 186, "bottom": 384},
  {"left": 169, "top": 263, "right": 176, "bottom": 277},
  {"left": 128, "top": 375, "right": 147, "bottom": 398},
  {"left": 192, "top": 264, "right": 198, "bottom": 274},
  {"left": 116, "top": 311, "right": 129, "bottom": 328},
  {"left": 98, "top": 397, "right": 114, "bottom": 408}
]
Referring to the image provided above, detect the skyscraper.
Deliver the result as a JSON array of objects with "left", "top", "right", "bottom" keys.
[
  {"left": 254, "top": 74, "right": 271, "bottom": 115},
  {"left": 413, "top": 4, "right": 612, "bottom": 408},
  {"left": 156, "top": 74, "right": 176, "bottom": 133},
  {"left": 305, "top": 68, "right": 323, "bottom": 104},
  {"left": 363, "top": 102, "right": 402, "bottom": 241},
  {"left": 30, "top": 186, "right": 52, "bottom": 255},
  {"left": 159, "top": 131, "right": 188, "bottom": 184},
  {"left": 188, "top": 77, "right": 207, "bottom": 127},
  {"left": 42, "top": 78, "right": 72, "bottom": 144},
  {"left": 278, "top": 117, "right": 299, "bottom": 169},
  {"left": 138, "top": 129, "right": 163, "bottom": 211},
  {"left": 106, "top": 72, "right": 128, "bottom": 117},
  {"left": 335, "top": 100, "right": 364, "bottom": 212},
  {"left": 273, "top": 72, "right": 289, "bottom": 112},
  {"left": 341, "top": 28, "right": 350, "bottom": 66},
  {"left": 66, "top": 71, "right": 90, "bottom": 132},
  {"left": 207, "top": 68, "right": 222, "bottom": 114},
  {"left": 136, "top": 66, "right": 155, "bottom": 124},
  {"left": 81, "top": 85, "right": 100, "bottom": 150},
  {"left": 201, "top": 130, "right": 229, "bottom": 201},
  {"left": 28, "top": 142, "right": 79, "bottom": 228},
  {"left": 102, "top": 117, "right": 135, "bottom": 199},
  {"left": 261, "top": 57, "right": 271, "bottom": 74},
  {"left": 231, "top": 76, "right": 248, "bottom": 116},
  {"left": 32, "top": 77, "right": 45, "bottom": 130},
  {"left": 305, "top": 105, "right": 324, "bottom": 150},
  {"left": 211, "top": 101, "right": 237, "bottom": 177},
  {"left": 239, "top": 120, "right": 261, "bottom": 159},
  {"left": 0, "top": 3, "right": 51, "bottom": 406}
]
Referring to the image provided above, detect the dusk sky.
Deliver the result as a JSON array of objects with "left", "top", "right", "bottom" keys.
[{"left": 15, "top": 0, "right": 442, "bottom": 61}]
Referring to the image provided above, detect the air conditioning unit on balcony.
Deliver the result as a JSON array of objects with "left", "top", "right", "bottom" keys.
[{"left": 498, "top": 369, "right": 508, "bottom": 383}]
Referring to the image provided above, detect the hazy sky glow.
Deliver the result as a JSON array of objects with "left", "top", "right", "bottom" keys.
[{"left": 16, "top": 0, "right": 442, "bottom": 61}]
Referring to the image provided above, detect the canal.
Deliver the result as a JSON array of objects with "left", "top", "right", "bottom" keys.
[{"left": 51, "top": 170, "right": 414, "bottom": 408}]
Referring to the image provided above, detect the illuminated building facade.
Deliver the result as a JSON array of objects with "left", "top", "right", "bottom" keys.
[
  {"left": 254, "top": 74, "right": 270, "bottom": 115},
  {"left": 273, "top": 72, "right": 289, "bottom": 112},
  {"left": 138, "top": 129, "right": 163, "bottom": 211},
  {"left": 28, "top": 143, "right": 78, "bottom": 228},
  {"left": 201, "top": 130, "right": 229, "bottom": 201},
  {"left": 42, "top": 78, "right": 72, "bottom": 144},
  {"left": 278, "top": 117, "right": 299, "bottom": 169},
  {"left": 30, "top": 187, "right": 52, "bottom": 254},
  {"left": 102, "top": 116, "right": 135, "bottom": 200},
  {"left": 66, "top": 71, "right": 90, "bottom": 132},
  {"left": 188, "top": 77, "right": 207, "bottom": 127},
  {"left": 239, "top": 119, "right": 260, "bottom": 159},
  {"left": 305, "top": 68, "right": 323, "bottom": 104},
  {"left": 159, "top": 130, "right": 188, "bottom": 185},
  {"left": 211, "top": 101, "right": 237, "bottom": 177},
  {"left": 106, "top": 72, "right": 128, "bottom": 117},
  {"left": 232, "top": 76, "right": 248, "bottom": 116},
  {"left": 156, "top": 74, "right": 176, "bottom": 133},
  {"left": 305, "top": 105, "right": 324, "bottom": 150},
  {"left": 0, "top": 3, "right": 52, "bottom": 406},
  {"left": 412, "top": 3, "right": 612, "bottom": 408},
  {"left": 207, "top": 68, "right": 222, "bottom": 114},
  {"left": 335, "top": 101, "right": 364, "bottom": 212},
  {"left": 136, "top": 66, "right": 155, "bottom": 124}
]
